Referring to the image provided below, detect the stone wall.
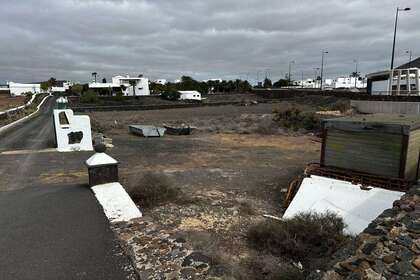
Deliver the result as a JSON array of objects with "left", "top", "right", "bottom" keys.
[{"left": 323, "top": 184, "right": 420, "bottom": 279}]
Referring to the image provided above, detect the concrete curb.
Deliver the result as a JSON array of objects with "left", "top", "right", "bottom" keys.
[{"left": 0, "top": 94, "right": 51, "bottom": 135}]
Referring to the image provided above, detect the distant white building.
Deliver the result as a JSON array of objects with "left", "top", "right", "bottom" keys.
[
  {"left": 154, "top": 79, "right": 167, "bottom": 85},
  {"left": 7, "top": 82, "right": 41, "bottom": 96},
  {"left": 333, "top": 77, "right": 366, "bottom": 89},
  {"left": 51, "top": 81, "right": 73, "bottom": 93},
  {"left": 203, "top": 79, "right": 223, "bottom": 83},
  {"left": 295, "top": 79, "right": 318, "bottom": 88},
  {"left": 89, "top": 75, "right": 150, "bottom": 96},
  {"left": 178, "top": 91, "right": 202, "bottom": 101}
]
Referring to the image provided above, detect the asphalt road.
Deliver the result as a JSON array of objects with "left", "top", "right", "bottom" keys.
[
  {"left": 0, "top": 95, "right": 56, "bottom": 151},
  {"left": 0, "top": 97, "right": 138, "bottom": 280}
]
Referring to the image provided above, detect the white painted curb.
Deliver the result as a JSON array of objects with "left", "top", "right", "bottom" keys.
[
  {"left": 0, "top": 94, "right": 51, "bottom": 135},
  {"left": 91, "top": 182, "right": 142, "bottom": 223}
]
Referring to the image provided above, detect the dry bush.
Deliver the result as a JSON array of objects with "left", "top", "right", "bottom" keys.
[
  {"left": 273, "top": 107, "right": 320, "bottom": 132},
  {"left": 247, "top": 212, "right": 347, "bottom": 262},
  {"left": 129, "top": 172, "right": 179, "bottom": 208},
  {"left": 234, "top": 254, "right": 304, "bottom": 280},
  {"left": 90, "top": 118, "right": 106, "bottom": 133}
]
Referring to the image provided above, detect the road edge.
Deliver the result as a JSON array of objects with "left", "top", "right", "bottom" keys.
[{"left": 0, "top": 94, "right": 52, "bottom": 136}]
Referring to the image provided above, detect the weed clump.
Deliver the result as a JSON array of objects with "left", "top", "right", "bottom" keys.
[
  {"left": 273, "top": 107, "right": 320, "bottom": 132},
  {"left": 129, "top": 172, "right": 179, "bottom": 208},
  {"left": 247, "top": 212, "right": 347, "bottom": 262}
]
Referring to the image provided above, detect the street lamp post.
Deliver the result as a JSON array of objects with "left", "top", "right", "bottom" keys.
[
  {"left": 406, "top": 50, "right": 412, "bottom": 68},
  {"left": 390, "top": 7, "right": 411, "bottom": 70},
  {"left": 320, "top": 51, "right": 328, "bottom": 91},
  {"left": 313, "top": 68, "right": 320, "bottom": 89},
  {"left": 288, "top": 61, "right": 295, "bottom": 88},
  {"left": 353, "top": 59, "right": 359, "bottom": 88}
]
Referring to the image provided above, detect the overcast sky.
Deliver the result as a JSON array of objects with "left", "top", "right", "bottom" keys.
[{"left": 0, "top": 0, "right": 419, "bottom": 84}]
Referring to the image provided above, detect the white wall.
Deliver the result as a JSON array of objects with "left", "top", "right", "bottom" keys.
[
  {"left": 122, "top": 78, "right": 150, "bottom": 96},
  {"left": 8, "top": 82, "right": 41, "bottom": 96},
  {"left": 53, "top": 109, "right": 93, "bottom": 152},
  {"left": 179, "top": 91, "right": 201, "bottom": 101}
]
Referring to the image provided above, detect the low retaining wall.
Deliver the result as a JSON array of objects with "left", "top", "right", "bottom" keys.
[
  {"left": 0, "top": 94, "right": 36, "bottom": 120},
  {"left": 323, "top": 184, "right": 420, "bottom": 279},
  {"left": 351, "top": 100, "right": 420, "bottom": 115}
]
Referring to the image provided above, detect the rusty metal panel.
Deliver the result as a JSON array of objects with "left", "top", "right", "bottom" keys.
[{"left": 324, "top": 129, "right": 403, "bottom": 178}]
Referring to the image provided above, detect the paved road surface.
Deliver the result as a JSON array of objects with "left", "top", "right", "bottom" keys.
[
  {"left": 0, "top": 97, "right": 138, "bottom": 280},
  {"left": 0, "top": 96, "right": 56, "bottom": 151}
]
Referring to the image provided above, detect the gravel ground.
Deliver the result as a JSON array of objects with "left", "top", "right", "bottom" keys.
[{"left": 82, "top": 103, "right": 327, "bottom": 279}]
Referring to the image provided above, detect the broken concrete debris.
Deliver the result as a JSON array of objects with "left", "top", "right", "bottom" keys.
[
  {"left": 129, "top": 125, "right": 166, "bottom": 137},
  {"left": 163, "top": 123, "right": 195, "bottom": 135},
  {"left": 93, "top": 133, "right": 113, "bottom": 148}
]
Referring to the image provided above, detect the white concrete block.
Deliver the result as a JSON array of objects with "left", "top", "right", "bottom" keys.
[
  {"left": 283, "top": 175, "right": 403, "bottom": 235},
  {"left": 53, "top": 109, "right": 93, "bottom": 152},
  {"left": 91, "top": 182, "right": 142, "bottom": 223}
]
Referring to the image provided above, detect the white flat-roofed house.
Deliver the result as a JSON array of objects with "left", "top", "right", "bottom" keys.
[
  {"left": 178, "top": 90, "right": 202, "bottom": 101},
  {"left": 333, "top": 77, "right": 366, "bottom": 89},
  {"left": 89, "top": 75, "right": 150, "bottom": 96},
  {"left": 154, "top": 79, "right": 167, "bottom": 85},
  {"left": 51, "top": 81, "right": 73, "bottom": 93},
  {"left": 7, "top": 82, "right": 41, "bottom": 96}
]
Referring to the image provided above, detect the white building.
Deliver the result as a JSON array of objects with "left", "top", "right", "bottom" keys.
[
  {"left": 7, "top": 82, "right": 41, "bottom": 96},
  {"left": 51, "top": 81, "right": 73, "bottom": 93},
  {"left": 295, "top": 79, "right": 318, "bottom": 88},
  {"left": 333, "top": 77, "right": 366, "bottom": 89},
  {"left": 154, "top": 79, "right": 167, "bottom": 85},
  {"left": 89, "top": 75, "right": 150, "bottom": 96},
  {"left": 367, "top": 68, "right": 420, "bottom": 95},
  {"left": 178, "top": 91, "right": 202, "bottom": 101}
]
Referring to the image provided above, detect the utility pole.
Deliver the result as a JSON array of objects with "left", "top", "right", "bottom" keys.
[
  {"left": 313, "top": 68, "right": 320, "bottom": 89},
  {"left": 288, "top": 61, "right": 295, "bottom": 88},
  {"left": 390, "top": 7, "right": 411, "bottom": 70},
  {"left": 320, "top": 51, "right": 328, "bottom": 91},
  {"left": 406, "top": 50, "right": 412, "bottom": 68},
  {"left": 301, "top": 71, "right": 304, "bottom": 89},
  {"left": 354, "top": 59, "right": 359, "bottom": 88}
]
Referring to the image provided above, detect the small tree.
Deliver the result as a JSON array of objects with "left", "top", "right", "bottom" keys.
[{"left": 263, "top": 78, "right": 272, "bottom": 88}]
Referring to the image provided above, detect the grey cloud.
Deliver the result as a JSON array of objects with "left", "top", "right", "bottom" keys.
[{"left": 0, "top": 0, "right": 419, "bottom": 83}]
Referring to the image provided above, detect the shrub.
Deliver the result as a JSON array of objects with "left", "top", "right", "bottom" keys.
[
  {"left": 113, "top": 91, "right": 124, "bottom": 102},
  {"left": 236, "top": 254, "right": 304, "bottom": 280},
  {"left": 329, "top": 99, "right": 350, "bottom": 113},
  {"left": 90, "top": 118, "right": 106, "bottom": 133},
  {"left": 247, "top": 212, "right": 347, "bottom": 262},
  {"left": 273, "top": 107, "right": 320, "bottom": 132},
  {"left": 129, "top": 172, "right": 179, "bottom": 208},
  {"left": 80, "top": 90, "right": 99, "bottom": 103},
  {"left": 161, "top": 89, "right": 180, "bottom": 101}
]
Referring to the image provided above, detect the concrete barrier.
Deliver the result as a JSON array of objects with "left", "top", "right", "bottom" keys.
[
  {"left": 53, "top": 109, "right": 93, "bottom": 152},
  {"left": 351, "top": 100, "right": 420, "bottom": 115}
]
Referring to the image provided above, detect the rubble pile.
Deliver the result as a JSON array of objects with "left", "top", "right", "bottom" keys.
[{"left": 323, "top": 184, "right": 420, "bottom": 279}]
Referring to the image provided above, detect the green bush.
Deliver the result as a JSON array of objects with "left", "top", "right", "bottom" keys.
[
  {"left": 80, "top": 90, "right": 99, "bottom": 103},
  {"left": 161, "top": 90, "right": 180, "bottom": 101},
  {"left": 113, "top": 91, "right": 124, "bottom": 102},
  {"left": 129, "top": 172, "right": 179, "bottom": 208},
  {"left": 247, "top": 212, "right": 347, "bottom": 262},
  {"left": 273, "top": 107, "right": 320, "bottom": 132}
]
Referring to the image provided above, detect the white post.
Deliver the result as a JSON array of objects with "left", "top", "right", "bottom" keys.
[
  {"left": 397, "top": 70, "right": 401, "bottom": 95},
  {"left": 407, "top": 69, "right": 411, "bottom": 94},
  {"left": 388, "top": 70, "right": 394, "bottom": 95}
]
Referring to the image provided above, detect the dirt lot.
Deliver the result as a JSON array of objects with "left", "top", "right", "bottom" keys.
[
  {"left": 0, "top": 94, "right": 26, "bottom": 111},
  {"left": 82, "top": 102, "right": 342, "bottom": 279}
]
